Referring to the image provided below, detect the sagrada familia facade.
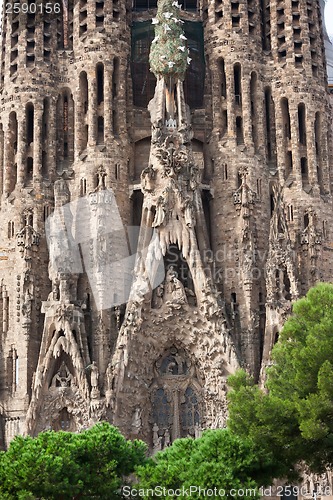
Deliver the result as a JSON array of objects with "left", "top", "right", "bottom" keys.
[{"left": 0, "top": 0, "right": 332, "bottom": 452}]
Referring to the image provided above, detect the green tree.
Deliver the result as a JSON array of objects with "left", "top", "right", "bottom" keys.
[
  {"left": 0, "top": 422, "right": 147, "bottom": 500},
  {"left": 135, "top": 429, "right": 276, "bottom": 499},
  {"left": 228, "top": 283, "right": 333, "bottom": 475}
]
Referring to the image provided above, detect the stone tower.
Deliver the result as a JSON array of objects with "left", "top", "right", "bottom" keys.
[{"left": 0, "top": 0, "right": 332, "bottom": 449}]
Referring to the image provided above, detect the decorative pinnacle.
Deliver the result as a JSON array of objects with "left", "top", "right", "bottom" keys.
[{"left": 149, "top": 0, "right": 190, "bottom": 80}]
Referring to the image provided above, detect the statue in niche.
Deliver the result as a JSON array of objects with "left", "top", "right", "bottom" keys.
[
  {"left": 151, "top": 119, "right": 163, "bottom": 144},
  {"left": 131, "top": 408, "right": 142, "bottom": 434},
  {"left": 48, "top": 283, "right": 59, "bottom": 301},
  {"left": 90, "top": 361, "right": 99, "bottom": 389},
  {"left": 105, "top": 362, "right": 115, "bottom": 391},
  {"left": 95, "top": 165, "right": 107, "bottom": 190},
  {"left": 164, "top": 266, "right": 187, "bottom": 305},
  {"left": 194, "top": 422, "right": 202, "bottom": 439},
  {"left": 152, "top": 283, "right": 165, "bottom": 309},
  {"left": 51, "top": 361, "right": 74, "bottom": 388},
  {"left": 87, "top": 361, "right": 100, "bottom": 398},
  {"left": 152, "top": 196, "right": 166, "bottom": 227},
  {"left": 153, "top": 422, "right": 159, "bottom": 445},
  {"left": 164, "top": 428, "right": 171, "bottom": 448},
  {"left": 105, "top": 362, "right": 117, "bottom": 409},
  {"left": 153, "top": 423, "right": 163, "bottom": 453},
  {"left": 141, "top": 165, "right": 156, "bottom": 192},
  {"left": 159, "top": 347, "right": 188, "bottom": 376},
  {"left": 22, "top": 289, "right": 33, "bottom": 322}
]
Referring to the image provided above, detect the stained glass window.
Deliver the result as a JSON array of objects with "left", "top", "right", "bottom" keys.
[
  {"left": 180, "top": 386, "right": 200, "bottom": 435},
  {"left": 152, "top": 388, "right": 172, "bottom": 429}
]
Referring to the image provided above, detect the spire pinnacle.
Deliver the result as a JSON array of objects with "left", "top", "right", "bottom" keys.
[{"left": 149, "top": 0, "right": 190, "bottom": 81}]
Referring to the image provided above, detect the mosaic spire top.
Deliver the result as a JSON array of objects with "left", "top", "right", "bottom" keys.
[{"left": 149, "top": 0, "right": 190, "bottom": 80}]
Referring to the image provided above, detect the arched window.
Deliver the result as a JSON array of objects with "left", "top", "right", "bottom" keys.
[{"left": 180, "top": 386, "right": 200, "bottom": 434}]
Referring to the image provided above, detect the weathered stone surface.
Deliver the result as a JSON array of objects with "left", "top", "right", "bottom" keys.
[{"left": 0, "top": 0, "right": 332, "bottom": 452}]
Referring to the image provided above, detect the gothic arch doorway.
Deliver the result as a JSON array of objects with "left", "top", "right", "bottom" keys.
[{"left": 150, "top": 346, "right": 202, "bottom": 450}]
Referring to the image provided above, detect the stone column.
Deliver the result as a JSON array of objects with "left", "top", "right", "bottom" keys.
[
  {"left": 320, "top": 114, "right": 331, "bottom": 193},
  {"left": 225, "top": 63, "right": 236, "bottom": 142},
  {"left": 273, "top": 98, "right": 286, "bottom": 181},
  {"left": 3, "top": 122, "right": 12, "bottom": 196},
  {"left": 241, "top": 76, "right": 253, "bottom": 148},
  {"left": 48, "top": 98, "right": 57, "bottom": 178},
  {"left": 289, "top": 106, "right": 302, "bottom": 187},
  {"left": 33, "top": 102, "right": 43, "bottom": 184},
  {"left": 88, "top": 75, "right": 97, "bottom": 147},
  {"left": 305, "top": 113, "right": 318, "bottom": 189},
  {"left": 104, "top": 65, "right": 112, "bottom": 144},
  {"left": 256, "top": 81, "right": 267, "bottom": 158},
  {"left": 17, "top": 110, "right": 26, "bottom": 187}
]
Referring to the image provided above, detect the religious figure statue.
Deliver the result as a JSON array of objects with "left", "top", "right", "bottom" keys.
[
  {"left": 152, "top": 196, "right": 166, "bottom": 227},
  {"left": 90, "top": 361, "right": 99, "bottom": 389},
  {"left": 164, "top": 428, "right": 171, "bottom": 447},
  {"left": 164, "top": 266, "right": 187, "bottom": 305},
  {"left": 105, "top": 362, "right": 115, "bottom": 391},
  {"left": 153, "top": 423, "right": 162, "bottom": 453},
  {"left": 131, "top": 408, "right": 142, "bottom": 434},
  {"left": 22, "top": 289, "right": 33, "bottom": 322},
  {"left": 51, "top": 361, "right": 73, "bottom": 388},
  {"left": 194, "top": 422, "right": 202, "bottom": 439}
]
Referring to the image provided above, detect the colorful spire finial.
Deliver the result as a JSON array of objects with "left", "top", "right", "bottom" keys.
[{"left": 149, "top": 0, "right": 190, "bottom": 81}]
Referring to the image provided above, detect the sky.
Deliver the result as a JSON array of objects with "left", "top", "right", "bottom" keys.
[{"left": 326, "top": 0, "right": 333, "bottom": 38}]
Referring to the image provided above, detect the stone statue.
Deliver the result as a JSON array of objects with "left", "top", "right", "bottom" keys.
[
  {"left": 153, "top": 423, "right": 162, "bottom": 453},
  {"left": 90, "top": 361, "right": 99, "bottom": 389},
  {"left": 152, "top": 197, "right": 166, "bottom": 227},
  {"left": 194, "top": 422, "right": 202, "bottom": 439},
  {"left": 51, "top": 361, "right": 73, "bottom": 388},
  {"left": 164, "top": 266, "right": 187, "bottom": 305},
  {"left": 164, "top": 428, "right": 171, "bottom": 447},
  {"left": 153, "top": 422, "right": 159, "bottom": 446},
  {"left": 105, "top": 362, "right": 115, "bottom": 392},
  {"left": 154, "top": 283, "right": 165, "bottom": 308},
  {"left": 131, "top": 407, "right": 142, "bottom": 434},
  {"left": 22, "top": 289, "right": 33, "bottom": 322}
]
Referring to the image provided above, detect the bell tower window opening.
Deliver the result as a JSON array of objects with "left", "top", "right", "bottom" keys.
[
  {"left": 298, "top": 103, "right": 306, "bottom": 146},
  {"left": 26, "top": 103, "right": 34, "bottom": 146},
  {"left": 233, "top": 63, "right": 242, "bottom": 106},
  {"left": 218, "top": 58, "right": 227, "bottom": 98},
  {"left": 96, "top": 63, "right": 104, "bottom": 105}
]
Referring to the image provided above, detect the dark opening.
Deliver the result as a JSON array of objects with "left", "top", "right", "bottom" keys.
[
  {"left": 234, "top": 64, "right": 241, "bottom": 104},
  {"left": 298, "top": 103, "right": 306, "bottom": 145},
  {"left": 96, "top": 63, "right": 104, "bottom": 105},
  {"left": 26, "top": 157, "right": 33, "bottom": 183},
  {"left": 219, "top": 58, "right": 226, "bottom": 98},
  {"left": 26, "top": 103, "right": 34, "bottom": 145}
]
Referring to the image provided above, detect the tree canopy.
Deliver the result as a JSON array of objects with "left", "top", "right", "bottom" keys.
[
  {"left": 135, "top": 428, "right": 276, "bottom": 499},
  {"left": 228, "top": 283, "right": 333, "bottom": 476},
  {"left": 0, "top": 422, "right": 147, "bottom": 500}
]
